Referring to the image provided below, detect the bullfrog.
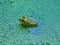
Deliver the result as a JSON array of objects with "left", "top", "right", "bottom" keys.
[{"left": 19, "top": 16, "right": 38, "bottom": 27}]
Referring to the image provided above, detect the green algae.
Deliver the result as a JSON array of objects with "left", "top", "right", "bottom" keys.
[
  {"left": 46, "top": 43, "right": 50, "bottom": 45},
  {"left": 18, "top": 24, "right": 30, "bottom": 32}
]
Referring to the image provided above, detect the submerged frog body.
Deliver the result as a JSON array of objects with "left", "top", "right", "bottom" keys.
[{"left": 19, "top": 16, "right": 38, "bottom": 27}]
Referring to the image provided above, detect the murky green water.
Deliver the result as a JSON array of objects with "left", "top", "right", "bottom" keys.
[{"left": 0, "top": 0, "right": 60, "bottom": 45}]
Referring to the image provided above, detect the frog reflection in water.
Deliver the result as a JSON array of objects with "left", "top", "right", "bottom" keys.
[{"left": 19, "top": 16, "right": 38, "bottom": 27}]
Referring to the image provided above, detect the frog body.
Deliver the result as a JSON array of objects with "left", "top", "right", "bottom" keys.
[{"left": 19, "top": 16, "right": 38, "bottom": 27}]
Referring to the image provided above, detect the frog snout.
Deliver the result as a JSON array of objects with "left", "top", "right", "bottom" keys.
[{"left": 19, "top": 18, "right": 22, "bottom": 22}]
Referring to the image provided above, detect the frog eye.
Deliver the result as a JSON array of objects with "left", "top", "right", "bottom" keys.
[
  {"left": 22, "top": 16, "right": 25, "bottom": 18},
  {"left": 22, "top": 19, "right": 24, "bottom": 21}
]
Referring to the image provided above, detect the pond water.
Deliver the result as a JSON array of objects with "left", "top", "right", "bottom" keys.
[{"left": 0, "top": 0, "right": 60, "bottom": 45}]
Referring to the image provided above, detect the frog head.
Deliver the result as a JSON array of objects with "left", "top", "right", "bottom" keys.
[{"left": 19, "top": 16, "right": 29, "bottom": 26}]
